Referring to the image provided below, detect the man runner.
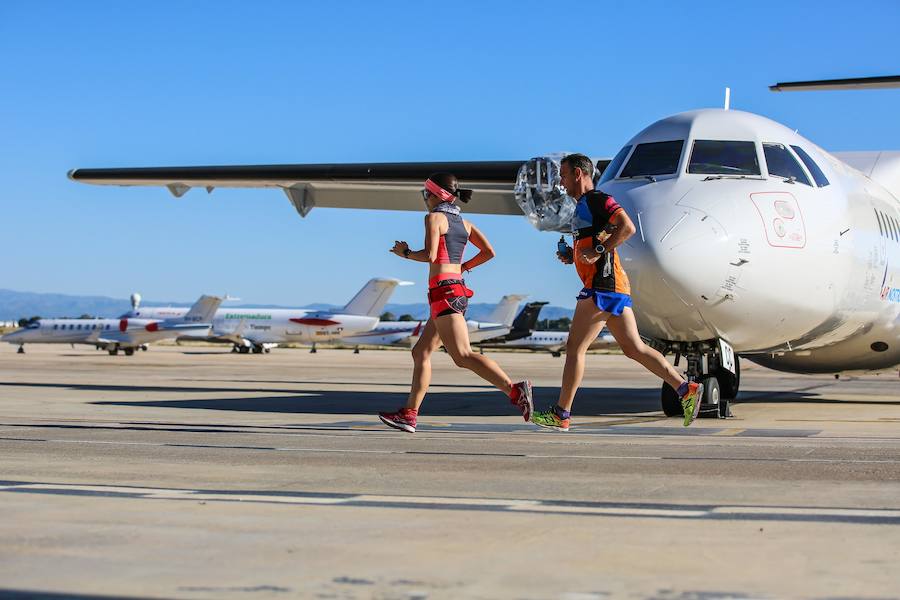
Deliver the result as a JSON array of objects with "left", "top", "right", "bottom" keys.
[{"left": 531, "top": 153, "right": 703, "bottom": 431}]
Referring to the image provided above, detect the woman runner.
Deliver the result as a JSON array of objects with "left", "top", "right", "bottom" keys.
[{"left": 378, "top": 173, "right": 533, "bottom": 433}]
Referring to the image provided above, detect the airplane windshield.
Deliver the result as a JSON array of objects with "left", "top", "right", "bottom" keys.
[
  {"left": 619, "top": 140, "right": 684, "bottom": 178},
  {"left": 763, "top": 143, "right": 811, "bottom": 186},
  {"left": 25, "top": 322, "right": 40, "bottom": 329},
  {"left": 597, "top": 145, "right": 632, "bottom": 185},
  {"left": 688, "top": 140, "right": 760, "bottom": 176}
]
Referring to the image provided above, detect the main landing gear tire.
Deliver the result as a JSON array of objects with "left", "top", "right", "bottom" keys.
[
  {"left": 124, "top": 348, "right": 135, "bottom": 356},
  {"left": 17, "top": 346, "right": 25, "bottom": 354},
  {"left": 108, "top": 347, "right": 119, "bottom": 356},
  {"left": 238, "top": 345, "right": 250, "bottom": 354}
]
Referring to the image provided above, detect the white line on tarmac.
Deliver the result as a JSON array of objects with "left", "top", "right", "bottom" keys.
[
  {"left": 4, "top": 436, "right": 900, "bottom": 464},
  {"left": 3, "top": 482, "right": 898, "bottom": 523}
]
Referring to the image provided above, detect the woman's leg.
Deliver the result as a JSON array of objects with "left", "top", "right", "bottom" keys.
[
  {"left": 557, "top": 299, "right": 610, "bottom": 412},
  {"left": 605, "top": 307, "right": 684, "bottom": 390},
  {"left": 433, "top": 313, "right": 513, "bottom": 394},
  {"left": 405, "top": 319, "right": 443, "bottom": 410}
]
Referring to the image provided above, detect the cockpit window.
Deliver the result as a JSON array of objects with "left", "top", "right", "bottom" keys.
[
  {"left": 25, "top": 322, "right": 40, "bottom": 329},
  {"left": 619, "top": 140, "right": 684, "bottom": 178},
  {"left": 597, "top": 145, "right": 632, "bottom": 185},
  {"left": 763, "top": 143, "right": 812, "bottom": 186},
  {"left": 790, "top": 145, "right": 830, "bottom": 187},
  {"left": 688, "top": 140, "right": 760, "bottom": 176}
]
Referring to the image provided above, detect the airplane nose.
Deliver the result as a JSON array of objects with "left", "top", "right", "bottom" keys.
[{"left": 624, "top": 204, "right": 732, "bottom": 341}]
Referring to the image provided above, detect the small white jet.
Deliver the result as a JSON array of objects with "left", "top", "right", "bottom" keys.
[
  {"left": 69, "top": 75, "right": 900, "bottom": 417},
  {"left": 2, "top": 294, "right": 222, "bottom": 355},
  {"left": 340, "top": 294, "right": 528, "bottom": 348},
  {"left": 125, "top": 278, "right": 410, "bottom": 354}
]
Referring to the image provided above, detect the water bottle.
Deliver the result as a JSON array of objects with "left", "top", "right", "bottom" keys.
[{"left": 557, "top": 236, "right": 572, "bottom": 262}]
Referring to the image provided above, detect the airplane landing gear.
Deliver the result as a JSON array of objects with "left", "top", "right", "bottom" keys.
[
  {"left": 108, "top": 345, "right": 119, "bottom": 356},
  {"left": 17, "top": 345, "right": 25, "bottom": 354},
  {"left": 310, "top": 344, "right": 317, "bottom": 354},
  {"left": 353, "top": 346, "right": 360, "bottom": 354},
  {"left": 251, "top": 344, "right": 264, "bottom": 354},
  {"left": 658, "top": 339, "right": 737, "bottom": 419},
  {"left": 124, "top": 348, "right": 135, "bottom": 356}
]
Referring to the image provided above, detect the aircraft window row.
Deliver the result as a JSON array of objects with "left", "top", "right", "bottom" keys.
[
  {"left": 688, "top": 140, "right": 760, "bottom": 176},
  {"left": 619, "top": 140, "right": 684, "bottom": 178},
  {"left": 51, "top": 323, "right": 111, "bottom": 330},
  {"left": 877, "top": 209, "right": 900, "bottom": 243},
  {"left": 763, "top": 143, "right": 812, "bottom": 186},
  {"left": 790, "top": 145, "right": 830, "bottom": 187}
]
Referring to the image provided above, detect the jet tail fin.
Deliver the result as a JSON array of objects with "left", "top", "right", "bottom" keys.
[
  {"left": 509, "top": 301, "right": 548, "bottom": 336},
  {"left": 486, "top": 294, "right": 528, "bottom": 326},
  {"left": 182, "top": 295, "right": 223, "bottom": 322},
  {"left": 341, "top": 278, "right": 412, "bottom": 317}
]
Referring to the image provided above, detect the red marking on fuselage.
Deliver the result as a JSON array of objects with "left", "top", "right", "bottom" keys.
[
  {"left": 145, "top": 322, "right": 159, "bottom": 332},
  {"left": 290, "top": 318, "right": 340, "bottom": 327},
  {"left": 119, "top": 319, "right": 128, "bottom": 332}
]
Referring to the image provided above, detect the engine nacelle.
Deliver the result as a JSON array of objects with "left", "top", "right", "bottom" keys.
[{"left": 513, "top": 155, "right": 577, "bottom": 232}]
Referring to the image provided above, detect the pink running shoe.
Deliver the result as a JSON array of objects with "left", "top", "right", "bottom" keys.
[
  {"left": 509, "top": 381, "right": 534, "bottom": 422},
  {"left": 379, "top": 408, "right": 417, "bottom": 433}
]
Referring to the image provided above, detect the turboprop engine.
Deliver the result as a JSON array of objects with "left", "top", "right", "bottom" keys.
[{"left": 513, "top": 155, "right": 577, "bottom": 232}]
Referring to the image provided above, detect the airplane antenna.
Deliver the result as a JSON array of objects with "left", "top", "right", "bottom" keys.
[{"left": 724, "top": 87, "right": 731, "bottom": 110}]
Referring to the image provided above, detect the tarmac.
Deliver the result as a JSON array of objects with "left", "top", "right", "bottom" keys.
[{"left": 0, "top": 344, "right": 898, "bottom": 600}]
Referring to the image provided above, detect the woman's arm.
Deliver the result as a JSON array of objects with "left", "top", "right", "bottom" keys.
[
  {"left": 461, "top": 222, "right": 496, "bottom": 272},
  {"left": 390, "top": 213, "right": 444, "bottom": 262}
]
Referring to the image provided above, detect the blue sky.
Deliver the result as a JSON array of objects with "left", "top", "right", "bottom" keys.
[{"left": 1, "top": 1, "right": 898, "bottom": 308}]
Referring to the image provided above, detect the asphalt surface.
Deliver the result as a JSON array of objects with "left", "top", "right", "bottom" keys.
[{"left": 1, "top": 344, "right": 898, "bottom": 600}]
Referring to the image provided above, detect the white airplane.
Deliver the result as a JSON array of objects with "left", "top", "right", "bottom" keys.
[
  {"left": 340, "top": 293, "right": 528, "bottom": 348},
  {"left": 68, "top": 75, "right": 900, "bottom": 417},
  {"left": 124, "top": 278, "right": 409, "bottom": 353},
  {"left": 2, "top": 294, "right": 222, "bottom": 355}
]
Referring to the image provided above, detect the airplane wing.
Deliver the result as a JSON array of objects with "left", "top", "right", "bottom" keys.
[
  {"left": 69, "top": 157, "right": 612, "bottom": 226},
  {"left": 769, "top": 75, "right": 900, "bottom": 92},
  {"left": 69, "top": 161, "right": 525, "bottom": 217}
]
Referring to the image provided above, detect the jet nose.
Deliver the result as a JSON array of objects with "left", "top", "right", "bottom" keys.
[{"left": 624, "top": 204, "right": 732, "bottom": 341}]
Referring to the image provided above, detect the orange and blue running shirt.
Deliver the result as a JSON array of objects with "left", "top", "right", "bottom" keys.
[{"left": 571, "top": 190, "right": 631, "bottom": 296}]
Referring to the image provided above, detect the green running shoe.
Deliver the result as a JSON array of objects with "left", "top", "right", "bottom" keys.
[
  {"left": 531, "top": 407, "right": 570, "bottom": 432},
  {"left": 681, "top": 381, "right": 704, "bottom": 427}
]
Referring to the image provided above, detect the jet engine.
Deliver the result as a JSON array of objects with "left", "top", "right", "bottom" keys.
[{"left": 513, "top": 155, "right": 577, "bottom": 232}]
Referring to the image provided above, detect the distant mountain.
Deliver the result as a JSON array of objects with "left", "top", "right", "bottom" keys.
[{"left": 0, "top": 289, "right": 573, "bottom": 323}]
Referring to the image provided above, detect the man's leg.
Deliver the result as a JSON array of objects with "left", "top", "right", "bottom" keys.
[
  {"left": 605, "top": 307, "right": 683, "bottom": 390},
  {"left": 557, "top": 299, "right": 610, "bottom": 412},
  {"left": 605, "top": 307, "right": 703, "bottom": 426}
]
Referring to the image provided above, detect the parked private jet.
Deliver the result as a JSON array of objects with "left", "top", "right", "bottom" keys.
[
  {"left": 68, "top": 76, "right": 900, "bottom": 417},
  {"left": 2, "top": 294, "right": 222, "bottom": 355},
  {"left": 124, "top": 278, "right": 410, "bottom": 353}
]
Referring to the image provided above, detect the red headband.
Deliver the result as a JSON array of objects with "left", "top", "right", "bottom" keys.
[{"left": 424, "top": 179, "right": 455, "bottom": 203}]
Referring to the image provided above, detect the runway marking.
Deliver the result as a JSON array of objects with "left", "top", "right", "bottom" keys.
[
  {"left": 711, "top": 428, "right": 746, "bottom": 436},
  {"left": 4, "top": 436, "right": 900, "bottom": 464},
  {"left": 2, "top": 481, "right": 899, "bottom": 524}
]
